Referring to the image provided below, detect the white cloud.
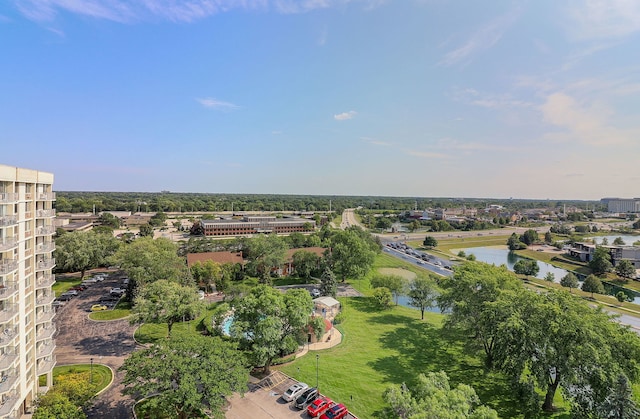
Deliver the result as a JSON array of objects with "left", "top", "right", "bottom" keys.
[
  {"left": 540, "top": 92, "right": 631, "bottom": 146},
  {"left": 567, "top": 0, "right": 640, "bottom": 40},
  {"left": 334, "top": 110, "right": 357, "bottom": 120},
  {"left": 13, "top": 0, "right": 386, "bottom": 23},
  {"left": 361, "top": 137, "right": 391, "bottom": 146},
  {"left": 405, "top": 150, "right": 449, "bottom": 159},
  {"left": 439, "top": 6, "right": 521, "bottom": 66},
  {"left": 452, "top": 87, "right": 533, "bottom": 109},
  {"left": 196, "top": 97, "right": 240, "bottom": 110}
]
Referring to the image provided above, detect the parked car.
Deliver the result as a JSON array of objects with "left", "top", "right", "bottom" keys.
[
  {"left": 320, "top": 403, "right": 348, "bottom": 419},
  {"left": 70, "top": 285, "right": 86, "bottom": 291},
  {"left": 99, "top": 295, "right": 120, "bottom": 302},
  {"left": 64, "top": 289, "right": 78, "bottom": 296},
  {"left": 310, "top": 288, "right": 321, "bottom": 298},
  {"left": 52, "top": 299, "right": 66, "bottom": 307},
  {"left": 282, "top": 382, "right": 308, "bottom": 402},
  {"left": 294, "top": 387, "right": 319, "bottom": 409},
  {"left": 82, "top": 278, "right": 97, "bottom": 285},
  {"left": 91, "top": 304, "right": 108, "bottom": 311},
  {"left": 308, "top": 397, "right": 333, "bottom": 418},
  {"left": 198, "top": 290, "right": 205, "bottom": 300},
  {"left": 110, "top": 288, "right": 125, "bottom": 296},
  {"left": 57, "top": 293, "right": 73, "bottom": 301}
]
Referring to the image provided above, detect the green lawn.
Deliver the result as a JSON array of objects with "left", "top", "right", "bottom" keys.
[
  {"left": 278, "top": 297, "right": 567, "bottom": 419},
  {"left": 52, "top": 363, "right": 113, "bottom": 393},
  {"left": 89, "top": 300, "right": 132, "bottom": 321},
  {"left": 134, "top": 305, "right": 219, "bottom": 344},
  {"left": 51, "top": 275, "right": 83, "bottom": 296}
]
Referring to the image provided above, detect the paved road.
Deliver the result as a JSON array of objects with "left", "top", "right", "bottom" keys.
[
  {"left": 382, "top": 246, "right": 453, "bottom": 277},
  {"left": 54, "top": 271, "right": 137, "bottom": 419}
]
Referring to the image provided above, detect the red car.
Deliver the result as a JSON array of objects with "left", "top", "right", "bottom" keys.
[
  {"left": 320, "top": 403, "right": 348, "bottom": 419},
  {"left": 307, "top": 397, "right": 333, "bottom": 418}
]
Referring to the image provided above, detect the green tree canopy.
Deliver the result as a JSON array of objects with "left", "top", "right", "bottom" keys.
[
  {"left": 513, "top": 259, "right": 539, "bottom": 276},
  {"left": 371, "top": 274, "right": 406, "bottom": 305},
  {"left": 319, "top": 266, "right": 337, "bottom": 298},
  {"left": 120, "top": 335, "right": 248, "bottom": 419},
  {"left": 408, "top": 276, "right": 437, "bottom": 320},
  {"left": 131, "top": 280, "right": 204, "bottom": 338},
  {"left": 54, "top": 231, "right": 120, "bottom": 279},
  {"left": 244, "top": 234, "right": 288, "bottom": 284},
  {"left": 582, "top": 274, "right": 605, "bottom": 297},
  {"left": 560, "top": 272, "right": 579, "bottom": 292},
  {"left": 615, "top": 260, "right": 636, "bottom": 279},
  {"left": 190, "top": 260, "right": 222, "bottom": 293},
  {"left": 292, "top": 250, "right": 321, "bottom": 280},
  {"left": 328, "top": 226, "right": 379, "bottom": 281},
  {"left": 383, "top": 371, "right": 498, "bottom": 419},
  {"left": 590, "top": 246, "right": 613, "bottom": 275},
  {"left": 34, "top": 392, "right": 85, "bottom": 419},
  {"left": 231, "top": 285, "right": 313, "bottom": 374},
  {"left": 423, "top": 235, "right": 438, "bottom": 248}
]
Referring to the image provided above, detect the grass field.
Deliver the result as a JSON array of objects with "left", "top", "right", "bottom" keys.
[
  {"left": 89, "top": 300, "right": 132, "bottom": 321},
  {"left": 51, "top": 363, "right": 113, "bottom": 394},
  {"left": 278, "top": 296, "right": 569, "bottom": 418},
  {"left": 134, "top": 305, "right": 219, "bottom": 344},
  {"left": 51, "top": 275, "right": 82, "bottom": 296}
]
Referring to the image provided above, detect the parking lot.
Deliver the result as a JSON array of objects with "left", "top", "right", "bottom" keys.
[{"left": 226, "top": 372, "right": 358, "bottom": 419}]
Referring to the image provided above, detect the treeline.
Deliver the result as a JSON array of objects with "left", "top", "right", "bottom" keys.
[{"left": 54, "top": 191, "right": 603, "bottom": 214}]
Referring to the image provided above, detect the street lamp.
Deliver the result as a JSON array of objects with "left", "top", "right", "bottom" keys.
[
  {"left": 90, "top": 358, "right": 94, "bottom": 384},
  {"left": 316, "top": 354, "right": 319, "bottom": 390}
]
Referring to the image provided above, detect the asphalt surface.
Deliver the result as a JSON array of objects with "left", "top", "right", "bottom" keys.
[{"left": 54, "top": 271, "right": 137, "bottom": 419}]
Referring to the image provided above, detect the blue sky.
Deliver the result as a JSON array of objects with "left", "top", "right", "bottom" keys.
[{"left": 2, "top": 0, "right": 639, "bottom": 199}]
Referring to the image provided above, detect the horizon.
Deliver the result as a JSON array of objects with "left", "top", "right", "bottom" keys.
[{"left": 2, "top": 1, "right": 640, "bottom": 199}]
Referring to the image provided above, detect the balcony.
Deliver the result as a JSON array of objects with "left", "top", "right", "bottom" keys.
[
  {"left": 38, "top": 193, "right": 56, "bottom": 201},
  {"left": 36, "top": 342, "right": 55, "bottom": 358},
  {"left": 35, "top": 226, "right": 55, "bottom": 236},
  {"left": 0, "top": 193, "right": 18, "bottom": 204},
  {"left": 0, "top": 307, "right": 18, "bottom": 323},
  {"left": 0, "top": 238, "right": 17, "bottom": 252},
  {"left": 36, "top": 326, "right": 56, "bottom": 342},
  {"left": 0, "top": 261, "right": 17, "bottom": 276},
  {"left": 0, "top": 216, "right": 17, "bottom": 228},
  {"left": 36, "top": 258, "right": 55, "bottom": 271},
  {"left": 0, "top": 370, "right": 19, "bottom": 394},
  {"left": 0, "top": 328, "right": 17, "bottom": 349},
  {"left": 36, "top": 310, "right": 55, "bottom": 324},
  {"left": 35, "top": 293, "right": 54, "bottom": 307},
  {"left": 36, "top": 209, "right": 56, "bottom": 218},
  {"left": 36, "top": 356, "right": 56, "bottom": 375},
  {"left": 0, "top": 389, "right": 19, "bottom": 417},
  {"left": 0, "top": 353, "right": 17, "bottom": 371},
  {"left": 0, "top": 283, "right": 17, "bottom": 300},
  {"left": 35, "top": 275, "right": 55, "bottom": 289},
  {"left": 35, "top": 242, "right": 56, "bottom": 254}
]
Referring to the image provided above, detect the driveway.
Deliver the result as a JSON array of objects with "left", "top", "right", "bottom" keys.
[{"left": 54, "top": 271, "right": 137, "bottom": 418}]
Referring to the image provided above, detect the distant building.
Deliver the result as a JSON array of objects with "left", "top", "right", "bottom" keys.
[
  {"left": 604, "top": 198, "right": 640, "bottom": 213},
  {"left": 201, "top": 216, "right": 314, "bottom": 237}
]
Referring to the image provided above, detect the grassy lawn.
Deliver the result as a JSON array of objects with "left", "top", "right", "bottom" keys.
[
  {"left": 89, "top": 300, "right": 132, "bottom": 321},
  {"left": 134, "top": 305, "right": 219, "bottom": 344},
  {"left": 51, "top": 363, "right": 113, "bottom": 393},
  {"left": 278, "top": 297, "right": 569, "bottom": 419},
  {"left": 51, "top": 275, "right": 83, "bottom": 296}
]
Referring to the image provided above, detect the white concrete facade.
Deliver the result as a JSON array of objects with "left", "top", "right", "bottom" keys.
[{"left": 0, "top": 164, "right": 56, "bottom": 418}]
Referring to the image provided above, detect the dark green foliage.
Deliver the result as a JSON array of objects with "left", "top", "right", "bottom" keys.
[
  {"left": 590, "top": 246, "right": 613, "bottom": 275},
  {"left": 422, "top": 235, "right": 438, "bottom": 248},
  {"left": 582, "top": 274, "right": 605, "bottom": 297},
  {"left": 513, "top": 259, "right": 539, "bottom": 276}
]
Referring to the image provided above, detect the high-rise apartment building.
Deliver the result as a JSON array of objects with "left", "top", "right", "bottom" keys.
[{"left": 0, "top": 164, "right": 56, "bottom": 418}]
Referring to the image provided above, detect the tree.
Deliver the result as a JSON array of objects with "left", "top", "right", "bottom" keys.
[
  {"left": 131, "top": 280, "right": 204, "bottom": 338},
  {"left": 507, "top": 233, "right": 523, "bottom": 250},
  {"left": 613, "top": 237, "right": 626, "bottom": 245},
  {"left": 328, "top": 227, "right": 379, "bottom": 281},
  {"left": 423, "top": 235, "right": 438, "bottom": 248},
  {"left": 319, "top": 266, "right": 337, "bottom": 298},
  {"left": 292, "top": 250, "right": 321, "bottom": 280},
  {"left": 633, "top": 219, "right": 640, "bottom": 229},
  {"left": 372, "top": 287, "right": 393, "bottom": 309},
  {"left": 560, "top": 272, "right": 579, "bottom": 293},
  {"left": 590, "top": 246, "right": 613, "bottom": 275},
  {"left": 120, "top": 335, "right": 248, "bottom": 419},
  {"left": 544, "top": 272, "right": 555, "bottom": 282},
  {"left": 371, "top": 275, "right": 406, "bottom": 305},
  {"left": 544, "top": 231, "right": 552, "bottom": 243},
  {"left": 383, "top": 371, "right": 498, "bottom": 419},
  {"left": 34, "top": 392, "right": 85, "bottom": 419},
  {"left": 616, "top": 291, "right": 628, "bottom": 304},
  {"left": 596, "top": 374, "right": 640, "bottom": 419},
  {"left": 601, "top": 237, "right": 610, "bottom": 245},
  {"left": 582, "top": 274, "right": 605, "bottom": 298},
  {"left": 190, "top": 260, "right": 222, "bottom": 293},
  {"left": 98, "top": 212, "right": 120, "bottom": 229},
  {"left": 138, "top": 223, "right": 154, "bottom": 237},
  {"left": 408, "top": 276, "right": 437, "bottom": 320},
  {"left": 438, "top": 262, "right": 521, "bottom": 368},
  {"left": 110, "top": 237, "right": 190, "bottom": 293},
  {"left": 513, "top": 259, "right": 539, "bottom": 276},
  {"left": 491, "top": 290, "right": 640, "bottom": 414},
  {"left": 54, "top": 231, "right": 120, "bottom": 280},
  {"left": 519, "top": 229, "right": 539, "bottom": 245},
  {"left": 231, "top": 286, "right": 313, "bottom": 374},
  {"left": 189, "top": 220, "right": 205, "bottom": 236},
  {"left": 615, "top": 260, "right": 636, "bottom": 279},
  {"left": 244, "top": 234, "right": 287, "bottom": 284},
  {"left": 148, "top": 211, "right": 167, "bottom": 227}
]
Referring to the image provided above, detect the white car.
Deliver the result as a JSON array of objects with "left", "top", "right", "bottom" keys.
[
  {"left": 310, "top": 289, "right": 321, "bottom": 298},
  {"left": 282, "top": 382, "right": 309, "bottom": 402}
]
